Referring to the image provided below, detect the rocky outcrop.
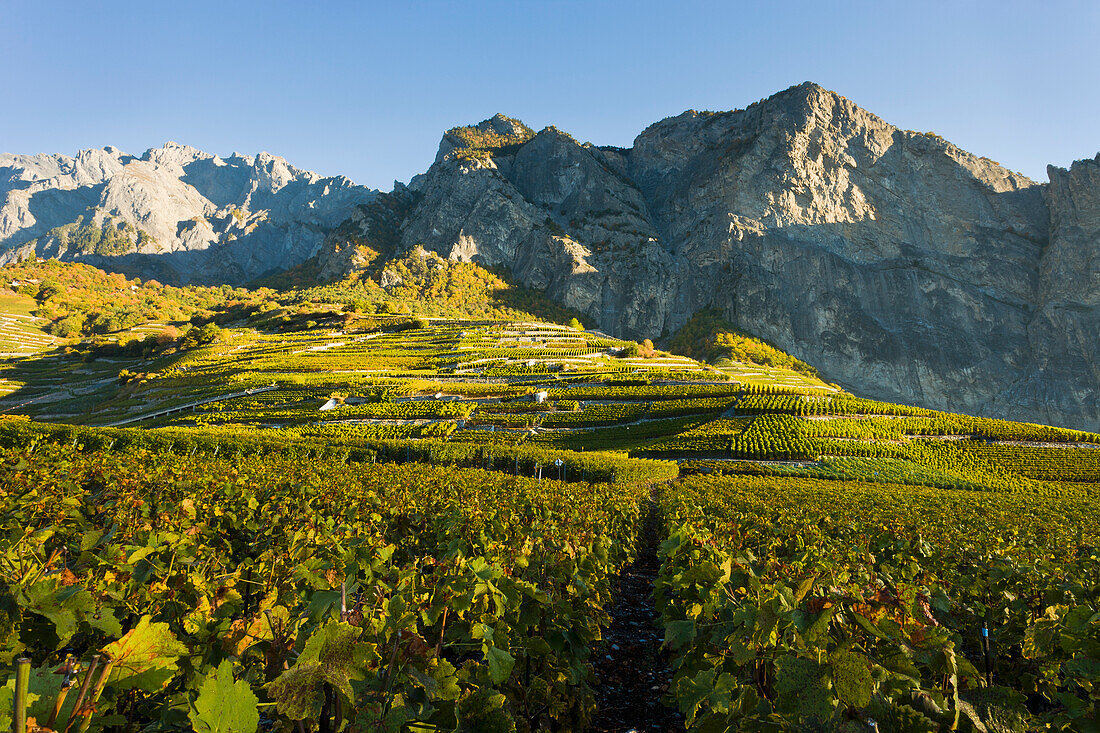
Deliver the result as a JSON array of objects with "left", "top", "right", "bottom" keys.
[
  {"left": 623, "top": 85, "right": 1055, "bottom": 427},
  {"left": 0, "top": 142, "right": 377, "bottom": 283},
  {"left": 323, "top": 84, "right": 1100, "bottom": 430}
]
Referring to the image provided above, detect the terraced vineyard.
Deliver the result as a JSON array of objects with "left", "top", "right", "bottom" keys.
[
  {"left": 0, "top": 291, "right": 56, "bottom": 358},
  {"left": 0, "top": 261, "right": 1097, "bottom": 731}
]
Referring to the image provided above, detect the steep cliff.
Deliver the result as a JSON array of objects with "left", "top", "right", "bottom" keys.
[
  {"left": 1020, "top": 155, "right": 1100, "bottom": 426},
  {"left": 0, "top": 143, "right": 377, "bottom": 283},
  {"left": 322, "top": 84, "right": 1099, "bottom": 429}
]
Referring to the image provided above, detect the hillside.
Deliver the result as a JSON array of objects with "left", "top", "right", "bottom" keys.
[{"left": 1, "top": 260, "right": 1095, "bottom": 477}]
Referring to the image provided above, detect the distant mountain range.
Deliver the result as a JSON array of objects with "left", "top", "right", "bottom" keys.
[
  {"left": 2, "top": 83, "right": 1098, "bottom": 430},
  {"left": 0, "top": 142, "right": 377, "bottom": 283}
]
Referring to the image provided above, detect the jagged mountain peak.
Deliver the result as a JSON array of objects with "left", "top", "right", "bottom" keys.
[
  {"left": 1048, "top": 151, "right": 1100, "bottom": 178},
  {"left": 0, "top": 142, "right": 378, "bottom": 284},
  {"left": 141, "top": 141, "right": 213, "bottom": 169},
  {"left": 483, "top": 113, "right": 532, "bottom": 137},
  {"left": 435, "top": 114, "right": 536, "bottom": 163}
]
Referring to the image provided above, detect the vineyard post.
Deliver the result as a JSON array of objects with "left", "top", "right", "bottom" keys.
[
  {"left": 13, "top": 658, "right": 29, "bottom": 733},
  {"left": 63, "top": 655, "right": 100, "bottom": 733},
  {"left": 46, "top": 655, "right": 76, "bottom": 730},
  {"left": 980, "top": 621, "right": 993, "bottom": 686},
  {"left": 75, "top": 655, "right": 114, "bottom": 733}
]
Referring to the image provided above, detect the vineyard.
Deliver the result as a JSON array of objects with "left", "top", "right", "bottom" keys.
[
  {"left": 0, "top": 261, "right": 1097, "bottom": 731},
  {"left": 655, "top": 475, "right": 1099, "bottom": 732},
  {"left": 0, "top": 443, "right": 646, "bottom": 732}
]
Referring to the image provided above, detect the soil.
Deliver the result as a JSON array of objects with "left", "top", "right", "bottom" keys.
[{"left": 590, "top": 494, "right": 684, "bottom": 732}]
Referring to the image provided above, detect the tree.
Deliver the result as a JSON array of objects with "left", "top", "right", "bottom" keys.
[
  {"left": 52, "top": 314, "right": 86, "bottom": 337},
  {"left": 155, "top": 326, "right": 180, "bottom": 346},
  {"left": 182, "top": 323, "right": 223, "bottom": 349},
  {"left": 568, "top": 317, "right": 583, "bottom": 330}
]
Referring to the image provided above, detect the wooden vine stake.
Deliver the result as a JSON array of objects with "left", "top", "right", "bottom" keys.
[
  {"left": 45, "top": 655, "right": 77, "bottom": 731},
  {"left": 13, "top": 658, "right": 30, "bottom": 733},
  {"left": 63, "top": 655, "right": 100, "bottom": 733},
  {"left": 980, "top": 621, "right": 994, "bottom": 686},
  {"left": 75, "top": 655, "right": 114, "bottom": 733}
]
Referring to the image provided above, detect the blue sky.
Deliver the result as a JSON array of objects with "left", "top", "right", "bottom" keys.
[{"left": 2, "top": 0, "right": 1097, "bottom": 190}]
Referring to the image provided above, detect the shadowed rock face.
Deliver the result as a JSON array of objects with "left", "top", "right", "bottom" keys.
[
  {"left": 1022, "top": 155, "right": 1100, "bottom": 427},
  {"left": 324, "top": 84, "right": 1100, "bottom": 430},
  {"left": 0, "top": 142, "right": 377, "bottom": 283}
]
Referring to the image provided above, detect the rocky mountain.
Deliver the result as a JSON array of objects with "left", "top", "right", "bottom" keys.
[
  {"left": 2, "top": 86, "right": 1096, "bottom": 429},
  {"left": 319, "top": 86, "right": 1100, "bottom": 430},
  {"left": 0, "top": 143, "right": 377, "bottom": 283}
]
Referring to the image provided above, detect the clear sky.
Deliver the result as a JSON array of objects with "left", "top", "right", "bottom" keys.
[{"left": 2, "top": 0, "right": 1097, "bottom": 190}]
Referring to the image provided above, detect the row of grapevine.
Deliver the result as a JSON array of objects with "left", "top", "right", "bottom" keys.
[
  {"left": 964, "top": 444, "right": 1100, "bottom": 482},
  {"left": 544, "top": 384, "right": 742, "bottom": 401},
  {"left": 0, "top": 417, "right": 677, "bottom": 485},
  {"left": 639, "top": 414, "right": 816, "bottom": 460},
  {"left": 0, "top": 443, "right": 649, "bottom": 731},
  {"left": 736, "top": 392, "right": 939, "bottom": 417},
  {"left": 655, "top": 475, "right": 1099, "bottom": 731}
]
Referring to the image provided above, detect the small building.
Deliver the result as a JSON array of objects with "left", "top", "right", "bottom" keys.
[{"left": 534, "top": 391, "right": 549, "bottom": 403}]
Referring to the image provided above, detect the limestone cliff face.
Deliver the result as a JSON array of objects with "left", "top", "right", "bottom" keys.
[
  {"left": 324, "top": 85, "right": 1100, "bottom": 430},
  {"left": 1019, "top": 155, "right": 1100, "bottom": 427},
  {"left": 0, "top": 143, "right": 376, "bottom": 283}
]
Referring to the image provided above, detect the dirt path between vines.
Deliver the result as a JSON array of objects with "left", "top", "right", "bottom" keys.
[{"left": 590, "top": 492, "right": 683, "bottom": 732}]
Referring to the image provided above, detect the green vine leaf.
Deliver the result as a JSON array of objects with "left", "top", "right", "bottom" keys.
[
  {"left": 102, "top": 615, "right": 188, "bottom": 691},
  {"left": 189, "top": 661, "right": 260, "bottom": 733},
  {"left": 831, "top": 650, "right": 873, "bottom": 709}
]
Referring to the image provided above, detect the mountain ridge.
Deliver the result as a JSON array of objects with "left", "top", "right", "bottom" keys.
[
  {"left": 1, "top": 82, "right": 1097, "bottom": 429},
  {"left": 0, "top": 142, "right": 377, "bottom": 284},
  {"left": 319, "top": 82, "right": 1099, "bottom": 430}
]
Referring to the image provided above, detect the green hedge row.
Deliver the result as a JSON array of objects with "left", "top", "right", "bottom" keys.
[{"left": 0, "top": 418, "right": 675, "bottom": 485}]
